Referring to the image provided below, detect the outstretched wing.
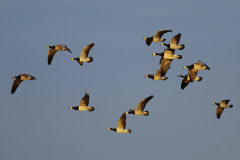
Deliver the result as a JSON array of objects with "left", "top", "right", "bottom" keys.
[
  {"left": 188, "top": 69, "right": 198, "bottom": 83},
  {"left": 78, "top": 61, "right": 83, "bottom": 66},
  {"left": 48, "top": 49, "right": 58, "bottom": 65},
  {"left": 221, "top": 100, "right": 230, "bottom": 105},
  {"left": 170, "top": 33, "right": 181, "bottom": 44},
  {"left": 59, "top": 45, "right": 72, "bottom": 53},
  {"left": 25, "top": 74, "right": 36, "bottom": 80},
  {"left": 154, "top": 30, "right": 172, "bottom": 38},
  {"left": 135, "top": 95, "right": 154, "bottom": 111},
  {"left": 181, "top": 76, "right": 190, "bottom": 90},
  {"left": 11, "top": 79, "right": 23, "bottom": 94},
  {"left": 160, "top": 58, "right": 172, "bottom": 77},
  {"left": 216, "top": 107, "right": 224, "bottom": 119},
  {"left": 80, "top": 43, "right": 95, "bottom": 58},
  {"left": 117, "top": 113, "right": 126, "bottom": 129},
  {"left": 80, "top": 93, "right": 89, "bottom": 106}
]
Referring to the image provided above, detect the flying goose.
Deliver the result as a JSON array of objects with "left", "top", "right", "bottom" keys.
[
  {"left": 106, "top": 113, "right": 131, "bottom": 133},
  {"left": 143, "top": 30, "right": 172, "bottom": 46},
  {"left": 46, "top": 44, "right": 72, "bottom": 65},
  {"left": 152, "top": 49, "right": 182, "bottom": 76},
  {"left": 177, "top": 74, "right": 202, "bottom": 90},
  {"left": 183, "top": 60, "right": 210, "bottom": 82},
  {"left": 69, "top": 93, "right": 95, "bottom": 112},
  {"left": 160, "top": 33, "right": 185, "bottom": 50},
  {"left": 146, "top": 50, "right": 177, "bottom": 81},
  {"left": 212, "top": 100, "right": 233, "bottom": 119},
  {"left": 11, "top": 73, "right": 36, "bottom": 94},
  {"left": 125, "top": 95, "right": 154, "bottom": 116},
  {"left": 145, "top": 68, "right": 168, "bottom": 81},
  {"left": 70, "top": 43, "right": 94, "bottom": 66},
  {"left": 152, "top": 49, "right": 182, "bottom": 61}
]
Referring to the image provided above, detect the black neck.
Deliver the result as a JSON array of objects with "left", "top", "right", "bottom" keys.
[
  {"left": 48, "top": 45, "right": 55, "bottom": 49},
  {"left": 148, "top": 75, "right": 154, "bottom": 80},
  {"left": 109, "top": 128, "right": 116, "bottom": 132},
  {"left": 74, "top": 57, "right": 80, "bottom": 61},
  {"left": 72, "top": 106, "right": 79, "bottom": 110},
  {"left": 128, "top": 110, "right": 135, "bottom": 114}
]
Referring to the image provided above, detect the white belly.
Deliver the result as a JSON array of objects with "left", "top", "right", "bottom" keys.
[
  {"left": 78, "top": 105, "right": 89, "bottom": 111},
  {"left": 170, "top": 43, "right": 180, "bottom": 49},
  {"left": 116, "top": 128, "right": 126, "bottom": 133},
  {"left": 80, "top": 57, "right": 88, "bottom": 62},
  {"left": 134, "top": 110, "right": 143, "bottom": 115}
]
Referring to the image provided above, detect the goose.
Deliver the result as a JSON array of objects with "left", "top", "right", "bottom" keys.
[
  {"left": 183, "top": 60, "right": 210, "bottom": 82},
  {"left": 69, "top": 93, "right": 95, "bottom": 112},
  {"left": 145, "top": 69, "right": 168, "bottom": 81},
  {"left": 212, "top": 100, "right": 233, "bottom": 119},
  {"left": 125, "top": 95, "right": 154, "bottom": 116},
  {"left": 143, "top": 30, "right": 172, "bottom": 46},
  {"left": 70, "top": 43, "right": 94, "bottom": 66},
  {"left": 177, "top": 74, "right": 202, "bottom": 90},
  {"left": 106, "top": 113, "right": 131, "bottom": 133},
  {"left": 152, "top": 49, "right": 182, "bottom": 76},
  {"left": 46, "top": 44, "right": 72, "bottom": 65},
  {"left": 11, "top": 73, "right": 36, "bottom": 94},
  {"left": 152, "top": 49, "right": 182, "bottom": 61},
  {"left": 160, "top": 33, "right": 185, "bottom": 50}
]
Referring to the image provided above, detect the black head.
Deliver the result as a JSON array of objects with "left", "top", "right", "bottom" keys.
[{"left": 145, "top": 74, "right": 154, "bottom": 80}]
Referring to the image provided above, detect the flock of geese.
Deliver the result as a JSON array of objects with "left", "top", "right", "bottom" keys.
[{"left": 11, "top": 30, "right": 233, "bottom": 133}]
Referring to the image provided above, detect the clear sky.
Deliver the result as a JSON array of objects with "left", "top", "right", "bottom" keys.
[{"left": 1, "top": 0, "right": 240, "bottom": 160}]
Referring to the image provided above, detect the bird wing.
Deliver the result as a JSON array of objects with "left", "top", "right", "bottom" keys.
[
  {"left": 59, "top": 45, "right": 72, "bottom": 53},
  {"left": 80, "top": 93, "right": 89, "bottom": 106},
  {"left": 160, "top": 58, "right": 172, "bottom": 76},
  {"left": 80, "top": 43, "right": 95, "bottom": 58},
  {"left": 117, "top": 113, "right": 126, "bottom": 129},
  {"left": 135, "top": 95, "right": 154, "bottom": 111},
  {"left": 25, "top": 74, "right": 36, "bottom": 80},
  {"left": 195, "top": 61, "right": 210, "bottom": 70},
  {"left": 170, "top": 33, "right": 181, "bottom": 44},
  {"left": 221, "top": 100, "right": 230, "bottom": 105},
  {"left": 11, "top": 79, "right": 23, "bottom": 94},
  {"left": 48, "top": 49, "right": 58, "bottom": 65},
  {"left": 145, "top": 37, "right": 153, "bottom": 46},
  {"left": 20, "top": 74, "right": 28, "bottom": 79},
  {"left": 194, "top": 61, "right": 203, "bottom": 68},
  {"left": 188, "top": 69, "right": 198, "bottom": 82},
  {"left": 181, "top": 75, "right": 190, "bottom": 90},
  {"left": 216, "top": 107, "right": 224, "bottom": 119},
  {"left": 154, "top": 30, "right": 172, "bottom": 38},
  {"left": 77, "top": 61, "right": 83, "bottom": 66},
  {"left": 202, "top": 62, "right": 210, "bottom": 70}
]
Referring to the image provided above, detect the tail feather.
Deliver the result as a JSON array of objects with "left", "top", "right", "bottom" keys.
[
  {"left": 179, "top": 44, "right": 185, "bottom": 50},
  {"left": 177, "top": 55, "right": 182, "bottom": 59}
]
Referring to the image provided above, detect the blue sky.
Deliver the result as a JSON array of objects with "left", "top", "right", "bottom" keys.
[{"left": 1, "top": 0, "right": 240, "bottom": 160}]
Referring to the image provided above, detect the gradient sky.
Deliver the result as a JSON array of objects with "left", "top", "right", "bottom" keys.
[{"left": 1, "top": 0, "right": 240, "bottom": 160}]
